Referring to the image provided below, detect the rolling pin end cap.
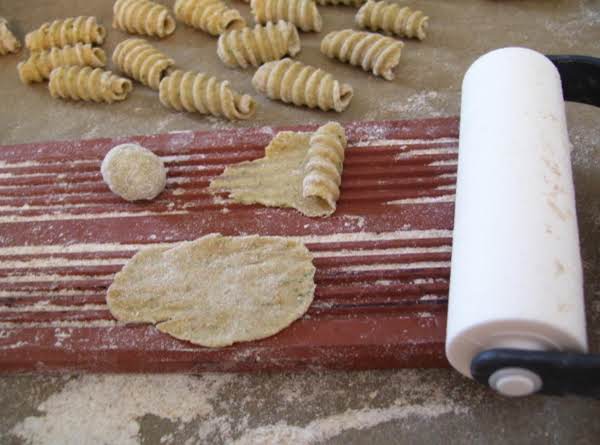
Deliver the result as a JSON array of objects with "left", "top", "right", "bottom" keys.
[{"left": 488, "top": 367, "right": 542, "bottom": 397}]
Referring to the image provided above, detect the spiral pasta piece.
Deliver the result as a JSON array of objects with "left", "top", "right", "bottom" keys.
[
  {"left": 25, "top": 16, "right": 106, "bottom": 51},
  {"left": 17, "top": 44, "right": 107, "bottom": 84},
  {"left": 112, "top": 38, "right": 175, "bottom": 90},
  {"left": 252, "top": 58, "right": 353, "bottom": 112},
  {"left": 217, "top": 21, "right": 301, "bottom": 69},
  {"left": 303, "top": 122, "right": 347, "bottom": 212},
  {"left": 355, "top": 0, "right": 428, "bottom": 40},
  {"left": 174, "top": 0, "right": 246, "bottom": 36},
  {"left": 113, "top": 0, "right": 176, "bottom": 38},
  {"left": 0, "top": 18, "right": 20, "bottom": 55},
  {"left": 321, "top": 29, "right": 403, "bottom": 80},
  {"left": 49, "top": 66, "right": 133, "bottom": 103},
  {"left": 251, "top": 0, "right": 322, "bottom": 32},
  {"left": 316, "top": 0, "right": 364, "bottom": 7},
  {"left": 159, "top": 69, "right": 256, "bottom": 120}
]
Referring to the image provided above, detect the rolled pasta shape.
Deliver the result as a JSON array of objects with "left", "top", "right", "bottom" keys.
[
  {"left": 303, "top": 122, "right": 347, "bottom": 212},
  {"left": 25, "top": 16, "right": 106, "bottom": 51},
  {"left": 113, "top": 0, "right": 176, "bottom": 38},
  {"left": 17, "top": 44, "right": 107, "bottom": 84},
  {"left": 251, "top": 0, "right": 322, "bottom": 33},
  {"left": 217, "top": 21, "right": 301, "bottom": 69},
  {"left": 355, "top": 0, "right": 428, "bottom": 40},
  {"left": 49, "top": 66, "right": 133, "bottom": 103},
  {"left": 252, "top": 58, "right": 353, "bottom": 112},
  {"left": 112, "top": 38, "right": 175, "bottom": 90},
  {"left": 174, "top": 0, "right": 245, "bottom": 36},
  {"left": 316, "top": 0, "right": 364, "bottom": 7},
  {"left": 0, "top": 18, "right": 20, "bottom": 55},
  {"left": 320, "top": 29, "right": 403, "bottom": 80},
  {"left": 159, "top": 69, "right": 256, "bottom": 120}
]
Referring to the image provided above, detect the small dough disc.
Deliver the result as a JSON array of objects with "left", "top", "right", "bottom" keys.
[
  {"left": 106, "top": 234, "right": 316, "bottom": 347},
  {"left": 101, "top": 143, "right": 167, "bottom": 201}
]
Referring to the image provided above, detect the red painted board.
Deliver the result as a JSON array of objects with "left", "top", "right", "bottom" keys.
[{"left": 0, "top": 117, "right": 458, "bottom": 373}]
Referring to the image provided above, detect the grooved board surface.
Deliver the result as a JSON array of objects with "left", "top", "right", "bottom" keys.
[{"left": 0, "top": 117, "right": 458, "bottom": 373}]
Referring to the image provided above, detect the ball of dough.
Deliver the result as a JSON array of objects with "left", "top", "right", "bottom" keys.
[{"left": 101, "top": 143, "right": 167, "bottom": 201}]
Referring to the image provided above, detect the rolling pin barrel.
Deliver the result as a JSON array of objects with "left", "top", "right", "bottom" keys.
[{"left": 446, "top": 48, "right": 588, "bottom": 392}]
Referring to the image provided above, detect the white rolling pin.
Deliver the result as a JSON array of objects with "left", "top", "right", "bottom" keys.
[{"left": 446, "top": 47, "right": 590, "bottom": 397}]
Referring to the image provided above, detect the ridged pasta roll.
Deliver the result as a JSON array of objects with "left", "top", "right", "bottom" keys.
[
  {"left": 321, "top": 29, "right": 403, "bottom": 80},
  {"left": 316, "top": 0, "right": 364, "bottom": 7},
  {"left": 174, "top": 0, "right": 245, "bottom": 36},
  {"left": 49, "top": 66, "right": 133, "bottom": 103},
  {"left": 0, "top": 18, "right": 20, "bottom": 55},
  {"left": 17, "top": 44, "right": 107, "bottom": 84},
  {"left": 112, "top": 38, "right": 175, "bottom": 90},
  {"left": 159, "top": 69, "right": 256, "bottom": 120},
  {"left": 303, "top": 122, "right": 347, "bottom": 212},
  {"left": 217, "top": 21, "right": 301, "bottom": 69},
  {"left": 25, "top": 16, "right": 106, "bottom": 51},
  {"left": 251, "top": 0, "right": 322, "bottom": 32},
  {"left": 113, "top": 0, "right": 176, "bottom": 38},
  {"left": 252, "top": 58, "right": 353, "bottom": 112},
  {"left": 355, "top": 0, "right": 428, "bottom": 40}
]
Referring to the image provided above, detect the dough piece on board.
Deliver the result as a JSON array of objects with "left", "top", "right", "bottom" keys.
[
  {"left": 209, "top": 122, "right": 347, "bottom": 217},
  {"left": 320, "top": 29, "right": 403, "bottom": 80},
  {"left": 101, "top": 143, "right": 167, "bottom": 201},
  {"left": 252, "top": 58, "right": 353, "bottom": 112},
  {"left": 217, "top": 21, "right": 301, "bottom": 69},
  {"left": 18, "top": 44, "right": 107, "bottom": 84},
  {"left": 113, "top": 0, "right": 176, "bottom": 38},
  {"left": 112, "top": 38, "right": 175, "bottom": 90},
  {"left": 0, "top": 17, "right": 21, "bottom": 55},
  {"left": 106, "top": 234, "right": 316, "bottom": 348},
  {"left": 174, "top": 0, "right": 246, "bottom": 36},
  {"left": 49, "top": 66, "right": 132, "bottom": 103},
  {"left": 355, "top": 0, "right": 428, "bottom": 40},
  {"left": 25, "top": 16, "right": 106, "bottom": 51},
  {"left": 251, "top": 0, "right": 322, "bottom": 33}
]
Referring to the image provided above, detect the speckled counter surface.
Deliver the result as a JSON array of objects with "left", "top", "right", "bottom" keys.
[{"left": 1, "top": 0, "right": 599, "bottom": 444}]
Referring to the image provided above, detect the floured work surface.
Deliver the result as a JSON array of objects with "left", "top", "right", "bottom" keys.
[{"left": 0, "top": 118, "right": 457, "bottom": 373}]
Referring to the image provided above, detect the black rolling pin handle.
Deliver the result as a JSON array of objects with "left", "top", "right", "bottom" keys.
[
  {"left": 471, "top": 348, "right": 600, "bottom": 399},
  {"left": 546, "top": 55, "right": 600, "bottom": 108}
]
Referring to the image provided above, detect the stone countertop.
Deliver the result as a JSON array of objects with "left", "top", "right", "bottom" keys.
[{"left": 1, "top": 0, "right": 599, "bottom": 443}]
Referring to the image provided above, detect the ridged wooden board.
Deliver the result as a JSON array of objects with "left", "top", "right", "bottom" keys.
[{"left": 0, "top": 118, "right": 458, "bottom": 373}]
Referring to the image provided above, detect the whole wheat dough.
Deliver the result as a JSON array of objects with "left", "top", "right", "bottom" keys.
[
  {"left": 209, "top": 123, "right": 347, "bottom": 217},
  {"left": 106, "top": 234, "right": 316, "bottom": 347},
  {"left": 101, "top": 143, "right": 167, "bottom": 201}
]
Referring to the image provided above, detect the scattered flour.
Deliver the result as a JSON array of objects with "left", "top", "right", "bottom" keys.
[{"left": 11, "top": 374, "right": 233, "bottom": 445}]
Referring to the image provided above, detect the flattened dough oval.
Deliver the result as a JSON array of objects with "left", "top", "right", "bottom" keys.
[{"left": 106, "top": 234, "right": 316, "bottom": 347}]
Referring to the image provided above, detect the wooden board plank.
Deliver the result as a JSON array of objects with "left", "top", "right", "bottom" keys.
[{"left": 0, "top": 118, "right": 458, "bottom": 373}]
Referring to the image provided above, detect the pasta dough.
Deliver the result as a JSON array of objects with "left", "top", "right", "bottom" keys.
[
  {"left": 0, "top": 18, "right": 20, "bottom": 55},
  {"left": 316, "top": 0, "right": 364, "bottom": 6},
  {"left": 251, "top": 0, "right": 322, "bottom": 32},
  {"left": 217, "top": 21, "right": 301, "bottom": 69},
  {"left": 252, "top": 58, "right": 353, "bottom": 112},
  {"left": 49, "top": 66, "right": 133, "bottom": 103},
  {"left": 113, "top": 0, "right": 176, "bottom": 38},
  {"left": 320, "top": 29, "right": 403, "bottom": 80},
  {"left": 302, "top": 122, "right": 346, "bottom": 211},
  {"left": 25, "top": 16, "right": 106, "bottom": 51},
  {"left": 355, "top": 0, "right": 429, "bottom": 40},
  {"left": 101, "top": 143, "right": 167, "bottom": 201},
  {"left": 17, "top": 44, "right": 107, "bottom": 84},
  {"left": 107, "top": 234, "right": 316, "bottom": 348},
  {"left": 209, "top": 122, "right": 347, "bottom": 216},
  {"left": 174, "top": 0, "right": 246, "bottom": 36},
  {"left": 112, "top": 38, "right": 175, "bottom": 90},
  {"left": 159, "top": 69, "right": 256, "bottom": 120}
]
